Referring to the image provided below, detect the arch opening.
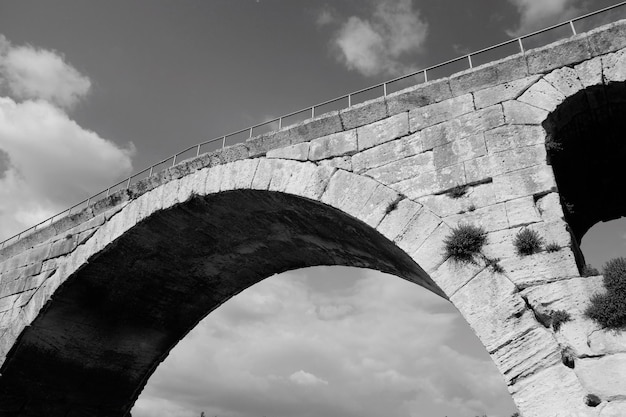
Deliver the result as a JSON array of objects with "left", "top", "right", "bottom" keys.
[
  {"left": 0, "top": 190, "right": 442, "bottom": 416},
  {"left": 544, "top": 82, "right": 626, "bottom": 248},
  {"left": 132, "top": 265, "right": 519, "bottom": 417}
]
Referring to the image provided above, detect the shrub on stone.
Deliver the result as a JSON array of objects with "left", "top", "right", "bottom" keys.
[
  {"left": 447, "top": 184, "right": 468, "bottom": 199},
  {"left": 585, "top": 257, "right": 626, "bottom": 330},
  {"left": 546, "top": 242, "right": 560, "bottom": 252},
  {"left": 581, "top": 264, "right": 600, "bottom": 277},
  {"left": 443, "top": 224, "right": 486, "bottom": 264},
  {"left": 513, "top": 228, "right": 543, "bottom": 256},
  {"left": 603, "top": 257, "right": 626, "bottom": 294},
  {"left": 551, "top": 310, "right": 571, "bottom": 331}
]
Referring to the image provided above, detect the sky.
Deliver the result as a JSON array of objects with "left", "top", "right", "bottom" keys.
[{"left": 1, "top": 1, "right": 626, "bottom": 417}]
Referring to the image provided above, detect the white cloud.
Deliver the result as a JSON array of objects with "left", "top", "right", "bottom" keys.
[
  {"left": 329, "top": 0, "right": 428, "bottom": 77},
  {"left": 133, "top": 268, "right": 517, "bottom": 417},
  {"left": 0, "top": 35, "right": 91, "bottom": 110},
  {"left": 0, "top": 35, "right": 134, "bottom": 241},
  {"left": 289, "top": 370, "right": 329, "bottom": 386},
  {"left": 507, "top": 0, "right": 582, "bottom": 36}
]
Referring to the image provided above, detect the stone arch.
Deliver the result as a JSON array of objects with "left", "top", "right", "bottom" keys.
[{"left": 0, "top": 159, "right": 457, "bottom": 416}]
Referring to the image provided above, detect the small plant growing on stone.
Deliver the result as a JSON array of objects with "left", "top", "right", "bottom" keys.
[
  {"left": 385, "top": 199, "right": 399, "bottom": 214},
  {"left": 443, "top": 224, "right": 487, "bottom": 264},
  {"left": 545, "top": 242, "right": 560, "bottom": 252},
  {"left": 483, "top": 256, "right": 504, "bottom": 274},
  {"left": 551, "top": 310, "right": 571, "bottom": 331},
  {"left": 585, "top": 393, "right": 601, "bottom": 407},
  {"left": 581, "top": 264, "right": 600, "bottom": 277},
  {"left": 447, "top": 184, "right": 468, "bottom": 199},
  {"left": 467, "top": 204, "right": 476, "bottom": 212},
  {"left": 513, "top": 228, "right": 543, "bottom": 256},
  {"left": 585, "top": 257, "right": 626, "bottom": 330}
]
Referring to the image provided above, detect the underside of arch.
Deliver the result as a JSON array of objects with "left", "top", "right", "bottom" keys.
[
  {"left": 544, "top": 82, "right": 626, "bottom": 243},
  {"left": 0, "top": 190, "right": 437, "bottom": 416}
]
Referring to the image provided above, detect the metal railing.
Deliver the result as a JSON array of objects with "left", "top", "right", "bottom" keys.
[{"left": 2, "top": 1, "right": 625, "bottom": 249}]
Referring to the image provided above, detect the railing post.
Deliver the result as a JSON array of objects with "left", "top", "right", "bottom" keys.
[
  {"left": 569, "top": 20, "right": 577, "bottom": 35},
  {"left": 222, "top": 136, "right": 226, "bottom": 148},
  {"left": 172, "top": 155, "right": 177, "bottom": 166},
  {"left": 249, "top": 127, "right": 253, "bottom": 138},
  {"left": 311, "top": 106, "right": 315, "bottom": 118},
  {"left": 423, "top": 69, "right": 428, "bottom": 82},
  {"left": 468, "top": 54, "right": 473, "bottom": 68},
  {"left": 518, "top": 38, "right": 525, "bottom": 53},
  {"left": 383, "top": 82, "right": 387, "bottom": 96},
  {"left": 86, "top": 197, "right": 91, "bottom": 208},
  {"left": 149, "top": 166, "right": 153, "bottom": 177},
  {"left": 126, "top": 177, "right": 132, "bottom": 189},
  {"left": 278, "top": 117, "right": 282, "bottom": 130},
  {"left": 348, "top": 94, "right": 352, "bottom": 107},
  {"left": 196, "top": 144, "right": 201, "bottom": 157}
]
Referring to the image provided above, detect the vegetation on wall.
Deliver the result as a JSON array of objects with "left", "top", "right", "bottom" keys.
[
  {"left": 585, "top": 257, "right": 626, "bottom": 330},
  {"left": 513, "top": 228, "right": 543, "bottom": 256}
]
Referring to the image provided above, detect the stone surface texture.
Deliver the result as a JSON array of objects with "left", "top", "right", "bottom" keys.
[{"left": 2, "top": 18, "right": 626, "bottom": 417}]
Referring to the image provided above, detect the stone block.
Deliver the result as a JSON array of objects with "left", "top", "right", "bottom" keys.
[
  {"left": 491, "top": 326, "right": 562, "bottom": 384},
  {"left": 602, "top": 48, "right": 626, "bottom": 83},
  {"left": 318, "top": 156, "right": 352, "bottom": 171},
  {"left": 356, "top": 112, "right": 409, "bottom": 151},
  {"left": 451, "top": 268, "right": 534, "bottom": 350},
  {"left": 339, "top": 96, "right": 388, "bottom": 130},
  {"left": 393, "top": 208, "right": 441, "bottom": 257},
  {"left": 421, "top": 105, "right": 504, "bottom": 150},
  {"left": 599, "top": 401, "right": 626, "bottom": 417},
  {"left": 376, "top": 199, "right": 424, "bottom": 242},
  {"left": 535, "top": 192, "right": 565, "bottom": 222},
  {"left": 509, "top": 365, "right": 588, "bottom": 417},
  {"left": 284, "top": 163, "right": 335, "bottom": 200},
  {"left": 444, "top": 202, "right": 509, "bottom": 232},
  {"left": 484, "top": 125, "right": 545, "bottom": 154},
  {"left": 364, "top": 152, "right": 434, "bottom": 184},
  {"left": 285, "top": 111, "right": 344, "bottom": 145},
  {"left": 410, "top": 222, "right": 451, "bottom": 273},
  {"left": 385, "top": 78, "right": 452, "bottom": 115},
  {"left": 417, "top": 181, "right": 497, "bottom": 217},
  {"left": 309, "top": 130, "right": 357, "bottom": 161},
  {"left": 393, "top": 163, "right": 466, "bottom": 200},
  {"left": 518, "top": 78, "right": 566, "bottom": 112},
  {"left": 503, "top": 100, "right": 549, "bottom": 125},
  {"left": 220, "top": 159, "right": 259, "bottom": 191},
  {"left": 492, "top": 164, "right": 556, "bottom": 202},
  {"left": 526, "top": 35, "right": 592, "bottom": 74},
  {"left": 47, "top": 235, "right": 79, "bottom": 260},
  {"left": 465, "top": 144, "right": 547, "bottom": 183},
  {"left": 505, "top": 196, "right": 541, "bottom": 227},
  {"left": 204, "top": 164, "right": 224, "bottom": 194},
  {"left": 575, "top": 56, "right": 603, "bottom": 88},
  {"left": 499, "top": 249, "right": 580, "bottom": 289},
  {"left": 321, "top": 169, "right": 379, "bottom": 219},
  {"left": 587, "top": 19, "right": 626, "bottom": 56},
  {"left": 250, "top": 159, "right": 278, "bottom": 191},
  {"left": 544, "top": 66, "right": 585, "bottom": 98},
  {"left": 431, "top": 256, "right": 486, "bottom": 297},
  {"left": 409, "top": 94, "right": 474, "bottom": 131},
  {"left": 266, "top": 142, "right": 310, "bottom": 161},
  {"left": 473, "top": 75, "right": 541, "bottom": 109},
  {"left": 352, "top": 132, "right": 422, "bottom": 173},
  {"left": 355, "top": 185, "right": 401, "bottom": 228},
  {"left": 449, "top": 54, "right": 529, "bottom": 96},
  {"left": 267, "top": 160, "right": 299, "bottom": 193},
  {"left": 576, "top": 354, "right": 626, "bottom": 399},
  {"left": 433, "top": 133, "right": 487, "bottom": 169}
]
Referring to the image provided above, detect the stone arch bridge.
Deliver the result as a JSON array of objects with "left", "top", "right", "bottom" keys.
[{"left": 1, "top": 19, "right": 626, "bottom": 417}]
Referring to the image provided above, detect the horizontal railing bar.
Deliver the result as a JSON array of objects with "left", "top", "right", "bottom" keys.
[{"left": 1, "top": 2, "right": 624, "bottom": 249}]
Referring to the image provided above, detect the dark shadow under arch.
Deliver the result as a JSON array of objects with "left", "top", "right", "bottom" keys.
[
  {"left": 544, "top": 82, "right": 626, "bottom": 247},
  {"left": 0, "top": 190, "right": 440, "bottom": 416}
]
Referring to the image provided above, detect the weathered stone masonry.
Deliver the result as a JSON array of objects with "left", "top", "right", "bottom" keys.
[{"left": 1, "top": 19, "right": 626, "bottom": 417}]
